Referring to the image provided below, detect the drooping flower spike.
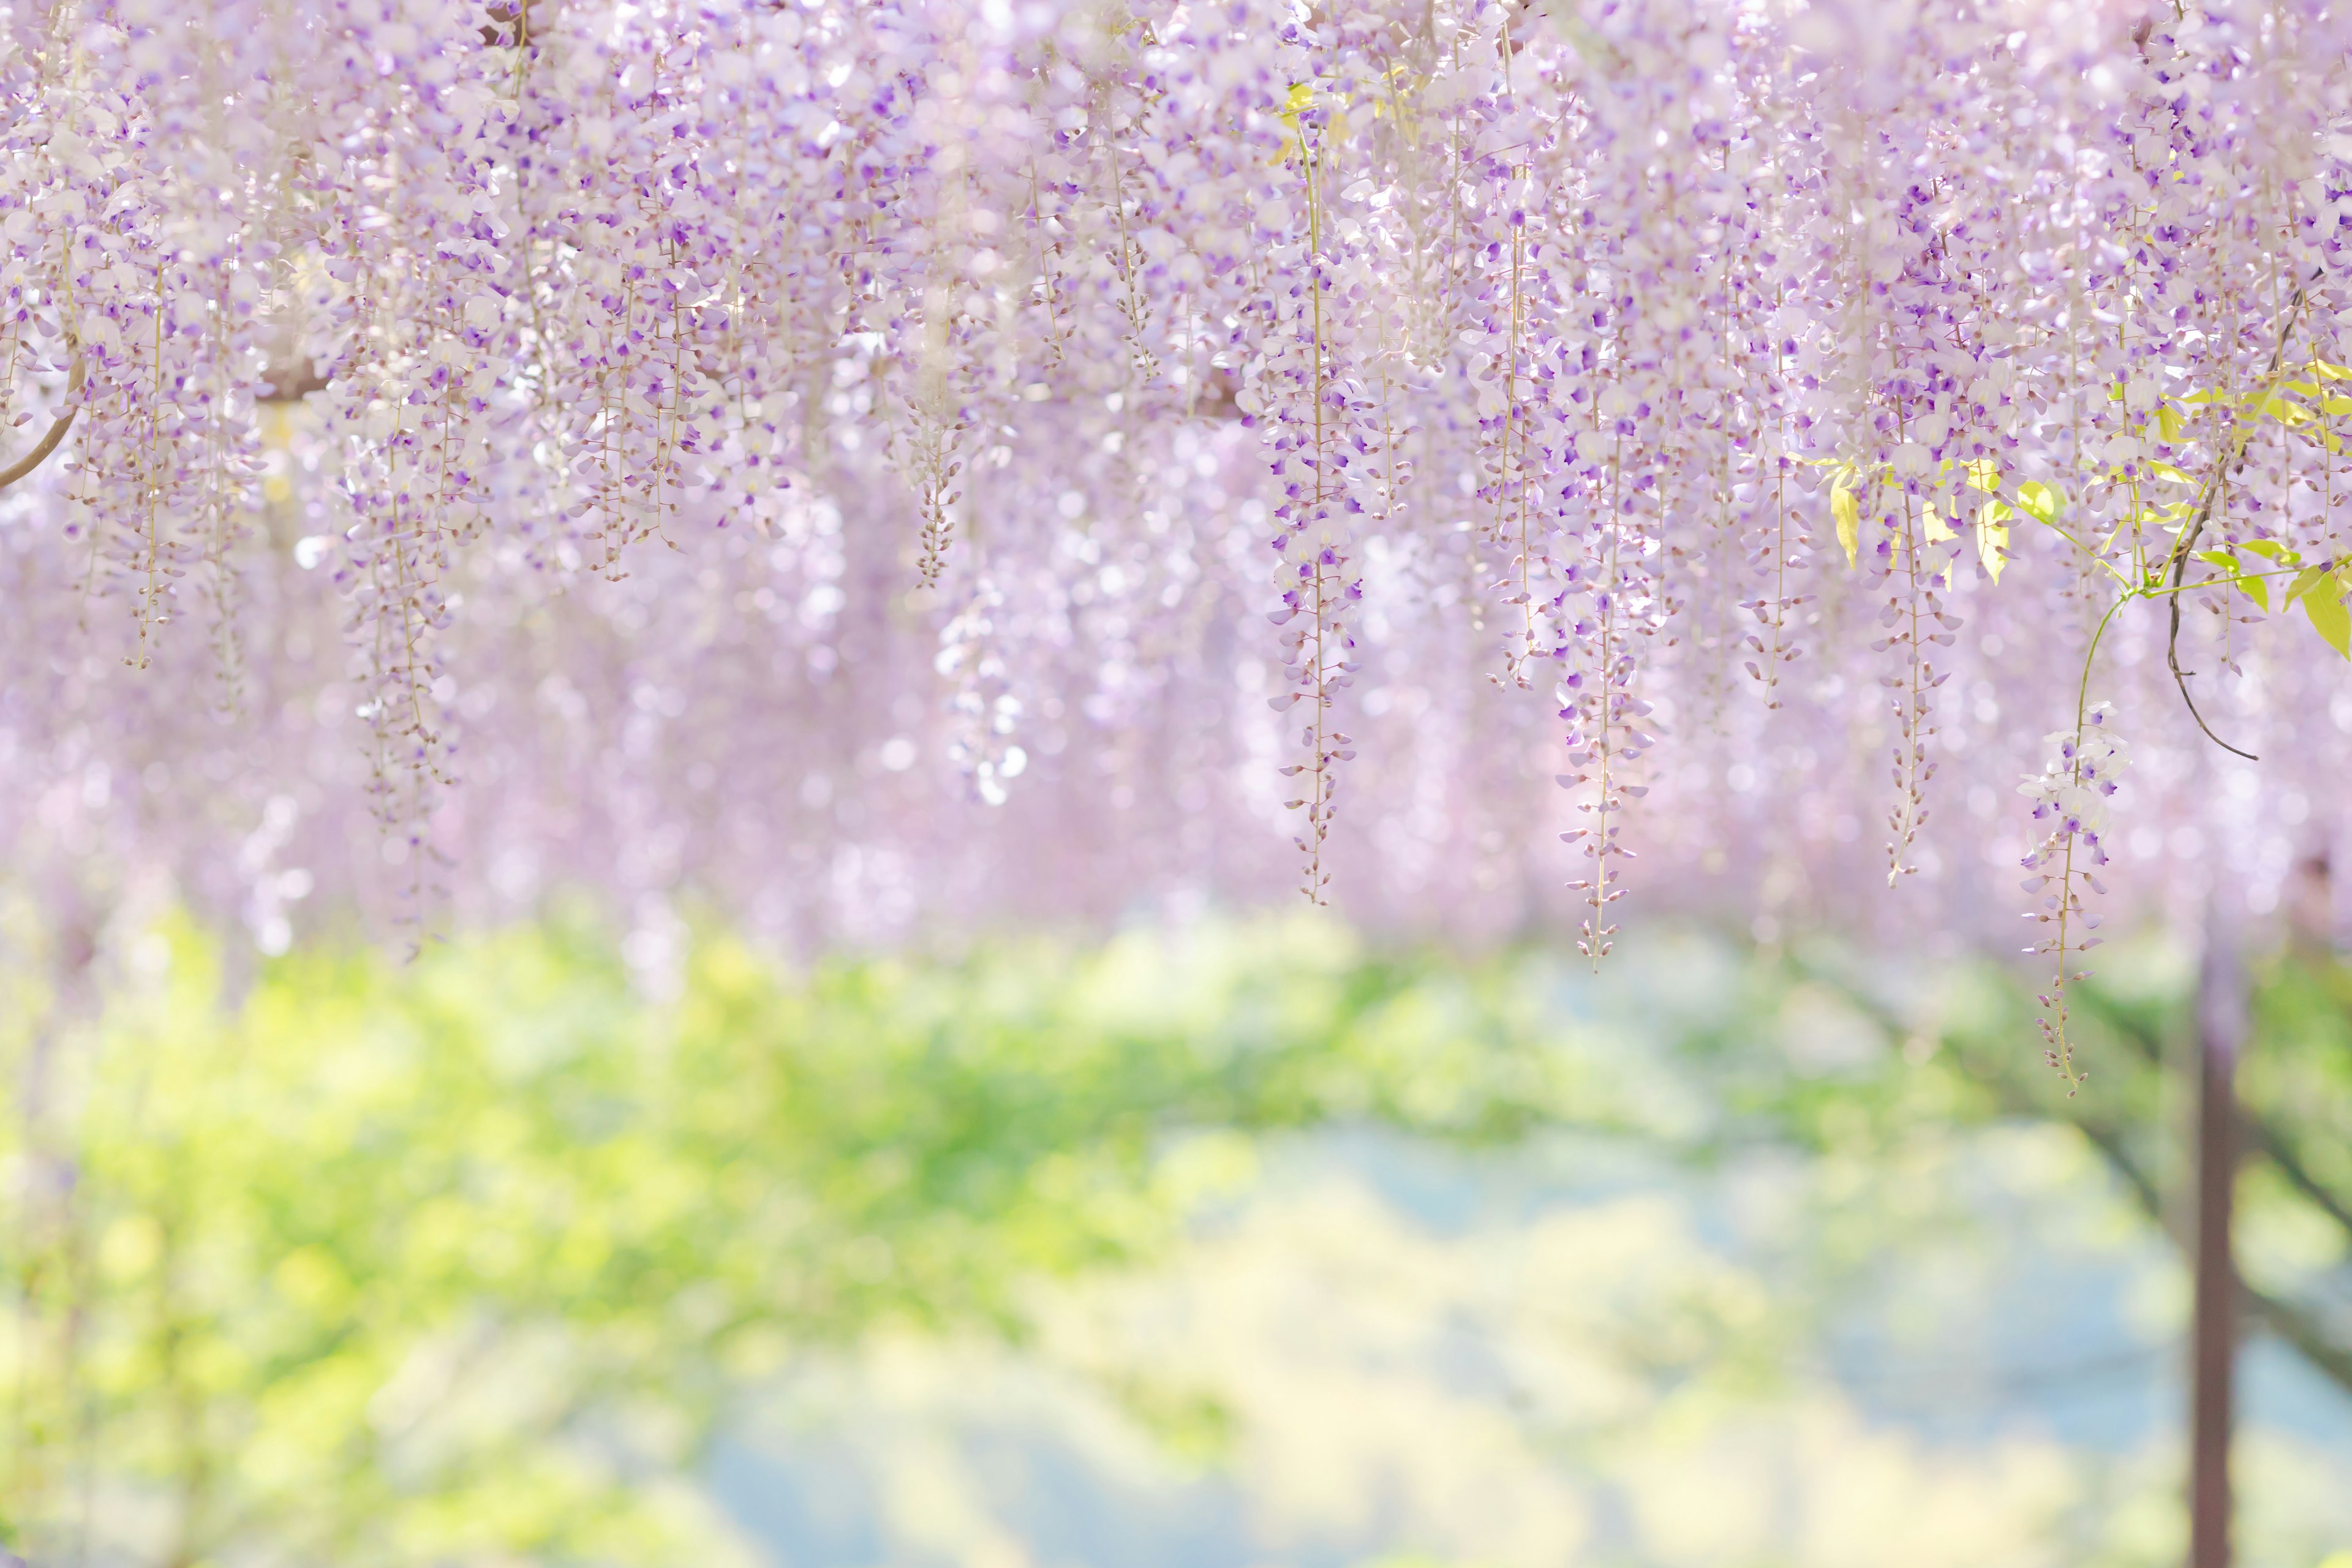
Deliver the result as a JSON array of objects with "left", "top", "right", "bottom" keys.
[{"left": 1, "top": 0, "right": 2350, "bottom": 1068}]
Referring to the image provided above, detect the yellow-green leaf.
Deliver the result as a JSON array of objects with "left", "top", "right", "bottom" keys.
[
  {"left": 2245, "top": 393, "right": 2310, "bottom": 425},
  {"left": 1280, "top": 81, "right": 1315, "bottom": 130},
  {"left": 1833, "top": 482, "right": 1860, "bottom": 568},
  {"left": 1977, "top": 510, "right": 2009, "bottom": 584},
  {"left": 1921, "top": 502, "right": 1956, "bottom": 543},
  {"left": 2304, "top": 582, "right": 2351, "bottom": 658},
  {"left": 2013, "top": 481, "right": 2063, "bottom": 526}
]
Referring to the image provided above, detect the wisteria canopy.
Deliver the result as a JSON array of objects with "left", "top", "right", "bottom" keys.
[{"left": 4, "top": 0, "right": 2352, "bottom": 1068}]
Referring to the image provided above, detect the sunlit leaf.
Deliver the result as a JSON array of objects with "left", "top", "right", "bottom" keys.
[
  {"left": 1833, "top": 482, "right": 1860, "bottom": 568},
  {"left": 2305, "top": 581, "right": 2352, "bottom": 658},
  {"left": 2012, "top": 481, "right": 2062, "bottom": 526},
  {"left": 1977, "top": 511, "right": 2009, "bottom": 584},
  {"left": 2283, "top": 565, "right": 2329, "bottom": 608}
]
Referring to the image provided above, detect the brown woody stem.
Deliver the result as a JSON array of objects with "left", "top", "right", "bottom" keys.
[{"left": 0, "top": 347, "right": 84, "bottom": 492}]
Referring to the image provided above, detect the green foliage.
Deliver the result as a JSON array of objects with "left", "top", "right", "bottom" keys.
[
  {"left": 2191, "top": 540, "right": 2352, "bottom": 657},
  {"left": 6, "top": 914, "right": 2344, "bottom": 1566},
  {"left": 1664, "top": 930, "right": 2352, "bottom": 1397},
  {"left": 0, "top": 916, "right": 1588, "bottom": 1566}
]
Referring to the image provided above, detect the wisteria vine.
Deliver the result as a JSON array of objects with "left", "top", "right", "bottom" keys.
[{"left": 2, "top": 0, "right": 2352, "bottom": 1065}]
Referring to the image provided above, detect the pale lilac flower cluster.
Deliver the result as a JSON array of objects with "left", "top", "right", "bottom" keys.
[
  {"left": 2021, "top": 705, "right": 2131, "bottom": 850},
  {"left": 2020, "top": 703, "right": 2130, "bottom": 1084},
  {"left": 0, "top": 0, "right": 2345, "bottom": 1054}
]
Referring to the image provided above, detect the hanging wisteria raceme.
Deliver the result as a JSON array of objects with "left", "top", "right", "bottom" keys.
[{"left": 4, "top": 0, "right": 2352, "bottom": 1069}]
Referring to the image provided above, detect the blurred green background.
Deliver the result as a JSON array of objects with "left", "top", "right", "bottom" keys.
[{"left": 3, "top": 915, "right": 2350, "bottom": 1567}]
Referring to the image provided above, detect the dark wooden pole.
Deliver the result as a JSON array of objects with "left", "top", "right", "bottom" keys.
[{"left": 2190, "top": 930, "right": 2245, "bottom": 1568}]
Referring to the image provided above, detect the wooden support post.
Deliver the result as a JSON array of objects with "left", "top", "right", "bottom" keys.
[{"left": 2190, "top": 929, "right": 2245, "bottom": 1568}]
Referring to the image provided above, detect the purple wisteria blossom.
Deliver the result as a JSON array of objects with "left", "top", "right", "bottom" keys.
[{"left": 0, "top": 0, "right": 2348, "bottom": 1065}]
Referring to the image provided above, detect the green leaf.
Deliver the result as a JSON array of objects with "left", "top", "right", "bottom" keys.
[
  {"left": 1832, "top": 482, "right": 1860, "bottom": 568},
  {"left": 2284, "top": 565, "right": 2329, "bottom": 608},
  {"left": 2245, "top": 393, "right": 2310, "bottom": 425},
  {"left": 2239, "top": 538, "right": 2297, "bottom": 564},
  {"left": 2304, "top": 581, "right": 2351, "bottom": 658},
  {"left": 1278, "top": 80, "right": 1316, "bottom": 134},
  {"left": 1977, "top": 512, "right": 2009, "bottom": 584},
  {"left": 2192, "top": 549, "right": 2239, "bottom": 572},
  {"left": 2013, "top": 481, "right": 2063, "bottom": 526}
]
